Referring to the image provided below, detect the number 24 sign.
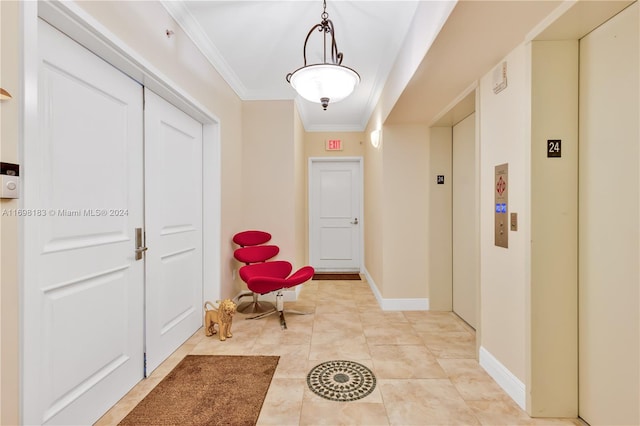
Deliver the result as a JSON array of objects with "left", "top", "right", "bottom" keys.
[{"left": 547, "top": 139, "right": 561, "bottom": 158}]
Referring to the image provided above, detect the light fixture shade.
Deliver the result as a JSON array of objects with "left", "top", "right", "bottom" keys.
[{"left": 288, "top": 64, "right": 360, "bottom": 104}]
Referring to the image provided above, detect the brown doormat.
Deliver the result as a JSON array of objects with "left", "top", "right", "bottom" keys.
[
  {"left": 312, "top": 273, "right": 361, "bottom": 280},
  {"left": 119, "top": 355, "right": 279, "bottom": 426}
]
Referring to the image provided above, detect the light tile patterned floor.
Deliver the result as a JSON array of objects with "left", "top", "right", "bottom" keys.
[{"left": 96, "top": 279, "right": 583, "bottom": 426}]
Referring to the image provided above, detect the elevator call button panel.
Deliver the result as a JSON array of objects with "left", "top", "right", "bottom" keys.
[{"left": 495, "top": 163, "right": 508, "bottom": 248}]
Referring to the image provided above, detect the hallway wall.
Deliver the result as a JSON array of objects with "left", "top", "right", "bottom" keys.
[
  {"left": 241, "top": 101, "right": 297, "bottom": 268},
  {"left": 0, "top": 2, "right": 20, "bottom": 424},
  {"left": 381, "top": 125, "right": 429, "bottom": 301},
  {"left": 478, "top": 44, "right": 529, "bottom": 396}
]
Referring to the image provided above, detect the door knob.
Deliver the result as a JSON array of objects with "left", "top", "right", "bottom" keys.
[
  {"left": 135, "top": 227, "right": 148, "bottom": 261},
  {"left": 351, "top": 218, "right": 359, "bottom": 225}
]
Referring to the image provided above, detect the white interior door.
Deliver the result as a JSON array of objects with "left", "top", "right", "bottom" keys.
[
  {"left": 578, "top": 4, "right": 639, "bottom": 425},
  {"left": 452, "top": 113, "right": 477, "bottom": 328},
  {"left": 23, "top": 19, "right": 144, "bottom": 425},
  {"left": 144, "top": 88, "right": 203, "bottom": 374},
  {"left": 309, "top": 159, "right": 361, "bottom": 272}
]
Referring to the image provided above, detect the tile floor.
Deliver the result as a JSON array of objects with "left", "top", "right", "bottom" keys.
[{"left": 96, "top": 279, "right": 583, "bottom": 426}]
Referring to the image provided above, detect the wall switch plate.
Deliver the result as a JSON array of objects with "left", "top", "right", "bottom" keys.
[
  {"left": 1, "top": 175, "right": 19, "bottom": 198},
  {"left": 510, "top": 212, "right": 518, "bottom": 231}
]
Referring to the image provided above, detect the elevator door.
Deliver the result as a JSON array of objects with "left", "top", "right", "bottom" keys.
[
  {"left": 578, "top": 4, "right": 639, "bottom": 425},
  {"left": 453, "top": 113, "right": 478, "bottom": 328}
]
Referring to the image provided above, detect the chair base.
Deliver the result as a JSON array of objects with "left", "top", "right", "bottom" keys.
[
  {"left": 235, "top": 292, "right": 275, "bottom": 314},
  {"left": 246, "top": 292, "right": 310, "bottom": 329}
]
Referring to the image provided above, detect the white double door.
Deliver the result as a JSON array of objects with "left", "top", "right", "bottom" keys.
[{"left": 23, "top": 20, "right": 203, "bottom": 425}]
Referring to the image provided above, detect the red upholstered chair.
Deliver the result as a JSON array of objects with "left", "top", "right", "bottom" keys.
[
  {"left": 233, "top": 230, "right": 279, "bottom": 314},
  {"left": 240, "top": 261, "right": 315, "bottom": 329}
]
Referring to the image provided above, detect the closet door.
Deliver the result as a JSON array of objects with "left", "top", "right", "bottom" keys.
[
  {"left": 144, "top": 88, "right": 204, "bottom": 374},
  {"left": 23, "top": 19, "right": 144, "bottom": 425}
]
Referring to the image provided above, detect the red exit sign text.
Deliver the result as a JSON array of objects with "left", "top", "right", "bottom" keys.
[{"left": 326, "top": 139, "right": 343, "bottom": 151}]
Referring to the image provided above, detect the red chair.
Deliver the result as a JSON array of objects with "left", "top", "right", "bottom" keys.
[
  {"left": 240, "top": 261, "right": 315, "bottom": 329},
  {"left": 233, "top": 230, "right": 279, "bottom": 314}
]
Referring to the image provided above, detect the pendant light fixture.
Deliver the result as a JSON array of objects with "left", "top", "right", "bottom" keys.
[{"left": 286, "top": 0, "right": 360, "bottom": 110}]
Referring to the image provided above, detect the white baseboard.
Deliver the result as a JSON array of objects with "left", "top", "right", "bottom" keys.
[
  {"left": 362, "top": 268, "right": 429, "bottom": 311},
  {"left": 479, "top": 346, "right": 526, "bottom": 410}
]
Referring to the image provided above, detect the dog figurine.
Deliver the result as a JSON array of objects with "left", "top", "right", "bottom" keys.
[{"left": 204, "top": 299, "right": 236, "bottom": 341}]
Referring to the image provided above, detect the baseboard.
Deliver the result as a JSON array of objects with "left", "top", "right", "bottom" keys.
[
  {"left": 479, "top": 346, "right": 526, "bottom": 410},
  {"left": 362, "top": 268, "right": 429, "bottom": 311}
]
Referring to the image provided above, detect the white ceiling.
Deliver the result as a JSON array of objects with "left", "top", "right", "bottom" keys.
[
  {"left": 162, "top": 0, "right": 451, "bottom": 131},
  {"left": 161, "top": 1, "right": 634, "bottom": 132}
]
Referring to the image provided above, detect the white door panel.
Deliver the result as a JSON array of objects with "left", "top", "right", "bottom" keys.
[
  {"left": 144, "top": 89, "right": 203, "bottom": 375},
  {"left": 24, "top": 19, "right": 144, "bottom": 425},
  {"left": 310, "top": 160, "right": 361, "bottom": 271}
]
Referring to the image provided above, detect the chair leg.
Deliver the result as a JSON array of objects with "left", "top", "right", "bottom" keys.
[
  {"left": 273, "top": 293, "right": 286, "bottom": 329},
  {"left": 247, "top": 308, "right": 277, "bottom": 321},
  {"left": 247, "top": 291, "right": 311, "bottom": 330},
  {"left": 276, "top": 293, "right": 313, "bottom": 329}
]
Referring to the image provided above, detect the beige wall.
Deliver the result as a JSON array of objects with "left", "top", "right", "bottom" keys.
[
  {"left": 241, "top": 101, "right": 298, "bottom": 269},
  {"left": 428, "top": 127, "right": 453, "bottom": 310},
  {"left": 479, "top": 45, "right": 529, "bottom": 383},
  {"left": 363, "top": 127, "right": 385, "bottom": 291},
  {"left": 380, "top": 125, "right": 429, "bottom": 299},
  {"left": 529, "top": 40, "right": 579, "bottom": 416},
  {"left": 361, "top": 126, "right": 433, "bottom": 303},
  {"left": 0, "top": 2, "right": 20, "bottom": 423},
  {"left": 293, "top": 107, "right": 306, "bottom": 268},
  {"left": 304, "top": 131, "right": 365, "bottom": 158}
]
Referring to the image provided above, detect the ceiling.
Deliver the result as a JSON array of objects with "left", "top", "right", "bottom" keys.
[
  {"left": 161, "top": 0, "right": 634, "bottom": 132},
  {"left": 162, "top": 0, "right": 450, "bottom": 131}
]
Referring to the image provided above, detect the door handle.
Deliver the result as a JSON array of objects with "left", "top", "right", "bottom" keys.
[
  {"left": 135, "top": 227, "right": 148, "bottom": 261},
  {"left": 351, "top": 218, "right": 359, "bottom": 225}
]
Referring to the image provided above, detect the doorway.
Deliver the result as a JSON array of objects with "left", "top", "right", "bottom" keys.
[{"left": 309, "top": 158, "right": 363, "bottom": 272}]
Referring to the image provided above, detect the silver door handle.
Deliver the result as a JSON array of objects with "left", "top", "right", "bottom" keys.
[
  {"left": 351, "top": 218, "right": 359, "bottom": 225},
  {"left": 135, "top": 228, "right": 147, "bottom": 261}
]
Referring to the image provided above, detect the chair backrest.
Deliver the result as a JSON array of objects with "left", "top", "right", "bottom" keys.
[
  {"left": 234, "top": 245, "right": 279, "bottom": 264},
  {"left": 232, "top": 230, "right": 272, "bottom": 247}
]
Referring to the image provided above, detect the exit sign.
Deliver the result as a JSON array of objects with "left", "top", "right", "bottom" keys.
[{"left": 326, "top": 139, "right": 343, "bottom": 151}]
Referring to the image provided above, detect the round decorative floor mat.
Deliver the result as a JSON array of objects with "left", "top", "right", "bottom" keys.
[{"left": 306, "top": 360, "right": 376, "bottom": 402}]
